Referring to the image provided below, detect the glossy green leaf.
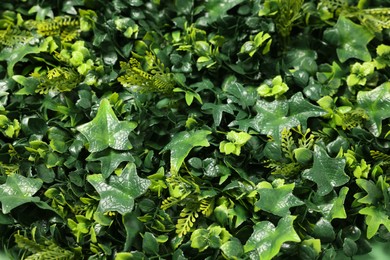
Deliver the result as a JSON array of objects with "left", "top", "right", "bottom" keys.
[
  {"left": 220, "top": 238, "right": 244, "bottom": 259},
  {"left": 201, "top": 103, "right": 235, "bottom": 126},
  {"left": 0, "top": 174, "right": 43, "bottom": 214},
  {"left": 87, "top": 163, "right": 150, "bottom": 215},
  {"left": 357, "top": 82, "right": 390, "bottom": 137},
  {"left": 161, "top": 129, "right": 211, "bottom": 174},
  {"left": 0, "top": 37, "right": 55, "bottom": 76},
  {"left": 311, "top": 187, "right": 349, "bottom": 221},
  {"left": 87, "top": 150, "right": 134, "bottom": 179},
  {"left": 77, "top": 99, "right": 137, "bottom": 152},
  {"left": 200, "top": 0, "right": 245, "bottom": 25},
  {"left": 359, "top": 206, "right": 390, "bottom": 239},
  {"left": 234, "top": 92, "right": 325, "bottom": 141},
  {"left": 302, "top": 145, "right": 349, "bottom": 196},
  {"left": 323, "top": 16, "right": 374, "bottom": 62},
  {"left": 313, "top": 218, "right": 336, "bottom": 243},
  {"left": 356, "top": 179, "right": 382, "bottom": 205},
  {"left": 244, "top": 215, "right": 301, "bottom": 260},
  {"left": 255, "top": 181, "right": 304, "bottom": 217}
]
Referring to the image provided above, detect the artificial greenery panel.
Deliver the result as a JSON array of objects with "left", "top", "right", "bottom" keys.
[{"left": 1, "top": 0, "right": 390, "bottom": 259}]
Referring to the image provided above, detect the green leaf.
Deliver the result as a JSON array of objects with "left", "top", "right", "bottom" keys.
[
  {"left": 87, "top": 150, "right": 134, "bottom": 179},
  {"left": 201, "top": 103, "right": 235, "bottom": 126},
  {"left": 200, "top": 0, "right": 245, "bottom": 25},
  {"left": 220, "top": 238, "right": 244, "bottom": 259},
  {"left": 312, "top": 187, "right": 349, "bottom": 221},
  {"left": 324, "top": 16, "right": 374, "bottom": 62},
  {"left": 359, "top": 206, "right": 390, "bottom": 239},
  {"left": 87, "top": 163, "right": 150, "bottom": 215},
  {"left": 302, "top": 145, "right": 349, "bottom": 196},
  {"left": 244, "top": 215, "right": 301, "bottom": 260},
  {"left": 0, "top": 174, "right": 43, "bottom": 214},
  {"left": 313, "top": 218, "right": 336, "bottom": 243},
  {"left": 356, "top": 179, "right": 382, "bottom": 205},
  {"left": 77, "top": 99, "right": 137, "bottom": 152},
  {"left": 234, "top": 92, "right": 325, "bottom": 142},
  {"left": 142, "top": 232, "right": 159, "bottom": 255},
  {"left": 255, "top": 181, "right": 304, "bottom": 217},
  {"left": 161, "top": 129, "right": 211, "bottom": 174},
  {"left": 357, "top": 82, "right": 390, "bottom": 137},
  {"left": 0, "top": 37, "right": 54, "bottom": 76}
]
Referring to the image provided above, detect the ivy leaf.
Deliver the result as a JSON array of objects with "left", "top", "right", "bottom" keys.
[
  {"left": 201, "top": 103, "right": 235, "bottom": 126},
  {"left": 87, "top": 150, "right": 134, "bottom": 179},
  {"left": 77, "top": 99, "right": 137, "bottom": 152},
  {"left": 199, "top": 0, "right": 245, "bottom": 25},
  {"left": 244, "top": 215, "right": 301, "bottom": 260},
  {"left": 161, "top": 130, "right": 211, "bottom": 174},
  {"left": 359, "top": 206, "right": 390, "bottom": 239},
  {"left": 324, "top": 16, "right": 374, "bottom": 62},
  {"left": 310, "top": 187, "right": 349, "bottom": 221},
  {"left": 233, "top": 92, "right": 325, "bottom": 141},
  {"left": 357, "top": 82, "right": 390, "bottom": 137},
  {"left": 302, "top": 145, "right": 349, "bottom": 196},
  {"left": 255, "top": 181, "right": 304, "bottom": 217},
  {"left": 0, "top": 174, "right": 43, "bottom": 214},
  {"left": 87, "top": 163, "right": 151, "bottom": 215}
]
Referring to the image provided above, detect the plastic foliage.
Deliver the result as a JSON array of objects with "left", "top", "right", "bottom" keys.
[{"left": 0, "top": 0, "right": 390, "bottom": 259}]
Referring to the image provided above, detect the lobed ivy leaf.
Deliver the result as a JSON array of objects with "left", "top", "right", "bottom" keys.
[
  {"left": 323, "top": 16, "right": 374, "bottom": 62},
  {"left": 244, "top": 215, "right": 301, "bottom": 260},
  {"left": 311, "top": 187, "right": 349, "bottom": 221},
  {"left": 87, "top": 163, "right": 150, "bottom": 215},
  {"left": 201, "top": 103, "right": 235, "bottom": 127},
  {"left": 357, "top": 82, "right": 390, "bottom": 137},
  {"left": 77, "top": 99, "right": 137, "bottom": 152},
  {"left": 199, "top": 0, "right": 245, "bottom": 25},
  {"left": 233, "top": 92, "right": 325, "bottom": 141},
  {"left": 359, "top": 206, "right": 390, "bottom": 239},
  {"left": 161, "top": 129, "right": 211, "bottom": 174},
  {"left": 255, "top": 181, "right": 304, "bottom": 217},
  {"left": 0, "top": 174, "right": 43, "bottom": 214},
  {"left": 302, "top": 145, "right": 349, "bottom": 196},
  {"left": 87, "top": 149, "right": 134, "bottom": 179}
]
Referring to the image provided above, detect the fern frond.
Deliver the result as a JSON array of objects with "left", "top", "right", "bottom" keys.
[
  {"left": 281, "top": 128, "right": 295, "bottom": 161},
  {"left": 36, "top": 16, "right": 80, "bottom": 41},
  {"left": 32, "top": 67, "right": 81, "bottom": 94},
  {"left": 0, "top": 27, "right": 33, "bottom": 47},
  {"left": 118, "top": 54, "right": 175, "bottom": 94},
  {"left": 176, "top": 206, "right": 200, "bottom": 237},
  {"left": 161, "top": 196, "right": 182, "bottom": 210},
  {"left": 14, "top": 234, "right": 44, "bottom": 254},
  {"left": 370, "top": 150, "right": 390, "bottom": 165},
  {"left": 199, "top": 198, "right": 214, "bottom": 217},
  {"left": 267, "top": 161, "right": 302, "bottom": 177}
]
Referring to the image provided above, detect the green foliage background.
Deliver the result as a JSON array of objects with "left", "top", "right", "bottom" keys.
[{"left": 1, "top": 0, "right": 390, "bottom": 259}]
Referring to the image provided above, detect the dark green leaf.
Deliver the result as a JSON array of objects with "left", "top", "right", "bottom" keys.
[{"left": 302, "top": 145, "right": 349, "bottom": 196}]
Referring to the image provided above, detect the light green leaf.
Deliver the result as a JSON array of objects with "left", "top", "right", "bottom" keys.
[
  {"left": 220, "top": 238, "right": 244, "bottom": 259},
  {"left": 302, "top": 145, "right": 349, "bottom": 196},
  {"left": 87, "top": 163, "right": 150, "bottom": 215},
  {"left": 255, "top": 181, "right": 304, "bottom": 217},
  {"left": 359, "top": 206, "right": 390, "bottom": 239},
  {"left": 87, "top": 150, "right": 134, "bottom": 179},
  {"left": 0, "top": 174, "right": 43, "bottom": 214},
  {"left": 357, "top": 82, "right": 390, "bottom": 137},
  {"left": 77, "top": 99, "right": 137, "bottom": 152},
  {"left": 356, "top": 179, "right": 382, "bottom": 205},
  {"left": 161, "top": 130, "right": 211, "bottom": 174},
  {"left": 244, "top": 215, "right": 301, "bottom": 260},
  {"left": 324, "top": 16, "right": 374, "bottom": 62}
]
